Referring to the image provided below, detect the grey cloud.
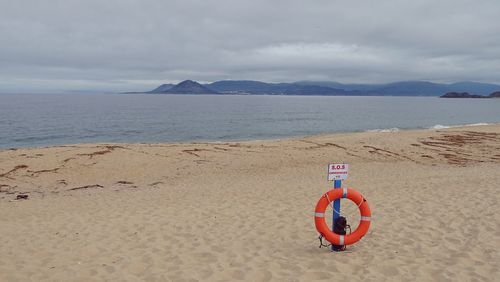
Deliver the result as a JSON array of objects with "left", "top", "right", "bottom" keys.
[{"left": 1, "top": 0, "right": 499, "bottom": 92}]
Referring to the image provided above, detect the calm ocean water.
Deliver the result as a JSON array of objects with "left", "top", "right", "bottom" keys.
[{"left": 1, "top": 93, "right": 499, "bottom": 149}]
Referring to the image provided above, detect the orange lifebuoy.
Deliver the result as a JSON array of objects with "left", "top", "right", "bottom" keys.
[{"left": 314, "top": 187, "right": 371, "bottom": 245}]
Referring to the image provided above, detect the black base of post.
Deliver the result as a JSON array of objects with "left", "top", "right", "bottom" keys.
[{"left": 331, "top": 244, "right": 345, "bottom": 252}]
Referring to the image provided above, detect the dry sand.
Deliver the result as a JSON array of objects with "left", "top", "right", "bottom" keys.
[{"left": 1, "top": 124, "right": 499, "bottom": 281}]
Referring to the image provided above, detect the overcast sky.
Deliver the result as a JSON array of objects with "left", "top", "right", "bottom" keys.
[{"left": 1, "top": 0, "right": 499, "bottom": 93}]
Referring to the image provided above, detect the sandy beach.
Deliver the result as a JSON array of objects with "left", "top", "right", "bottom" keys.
[{"left": 1, "top": 124, "right": 499, "bottom": 281}]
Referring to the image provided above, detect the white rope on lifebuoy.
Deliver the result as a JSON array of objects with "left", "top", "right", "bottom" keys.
[{"left": 324, "top": 191, "right": 342, "bottom": 216}]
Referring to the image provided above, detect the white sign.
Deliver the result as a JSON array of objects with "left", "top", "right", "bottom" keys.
[{"left": 327, "top": 163, "right": 349, "bottom": 181}]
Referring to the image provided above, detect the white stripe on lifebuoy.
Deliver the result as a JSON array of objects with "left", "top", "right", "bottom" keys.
[
  {"left": 342, "top": 187, "right": 348, "bottom": 198},
  {"left": 360, "top": 216, "right": 371, "bottom": 221},
  {"left": 315, "top": 212, "right": 325, "bottom": 218},
  {"left": 339, "top": 235, "right": 345, "bottom": 245}
]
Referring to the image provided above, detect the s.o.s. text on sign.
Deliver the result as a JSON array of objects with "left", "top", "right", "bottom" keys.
[{"left": 327, "top": 163, "right": 349, "bottom": 181}]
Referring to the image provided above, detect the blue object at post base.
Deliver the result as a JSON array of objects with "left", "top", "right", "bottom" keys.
[{"left": 332, "top": 179, "right": 342, "bottom": 251}]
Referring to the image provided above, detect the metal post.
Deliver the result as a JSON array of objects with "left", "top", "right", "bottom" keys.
[{"left": 332, "top": 179, "right": 341, "bottom": 251}]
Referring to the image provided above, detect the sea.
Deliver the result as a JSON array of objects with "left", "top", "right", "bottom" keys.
[{"left": 1, "top": 93, "right": 499, "bottom": 149}]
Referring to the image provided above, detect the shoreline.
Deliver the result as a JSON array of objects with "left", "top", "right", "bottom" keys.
[{"left": 2, "top": 122, "right": 499, "bottom": 151}]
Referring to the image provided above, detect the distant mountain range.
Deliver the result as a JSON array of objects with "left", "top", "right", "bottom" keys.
[{"left": 131, "top": 79, "right": 500, "bottom": 96}]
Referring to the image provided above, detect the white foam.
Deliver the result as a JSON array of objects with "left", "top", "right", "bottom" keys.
[
  {"left": 464, "top": 123, "right": 490, "bottom": 127},
  {"left": 366, "top": 127, "right": 400, "bottom": 133},
  {"left": 366, "top": 123, "right": 491, "bottom": 133},
  {"left": 429, "top": 123, "right": 490, "bottom": 130},
  {"left": 430, "top": 124, "right": 450, "bottom": 129}
]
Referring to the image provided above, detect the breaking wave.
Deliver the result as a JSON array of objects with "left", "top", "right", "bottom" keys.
[
  {"left": 429, "top": 123, "right": 490, "bottom": 130},
  {"left": 366, "top": 128, "right": 400, "bottom": 133},
  {"left": 366, "top": 123, "right": 490, "bottom": 133}
]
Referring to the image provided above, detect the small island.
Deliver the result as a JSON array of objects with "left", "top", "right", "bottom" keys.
[
  {"left": 440, "top": 91, "right": 500, "bottom": 98},
  {"left": 490, "top": 91, "right": 500, "bottom": 98}
]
